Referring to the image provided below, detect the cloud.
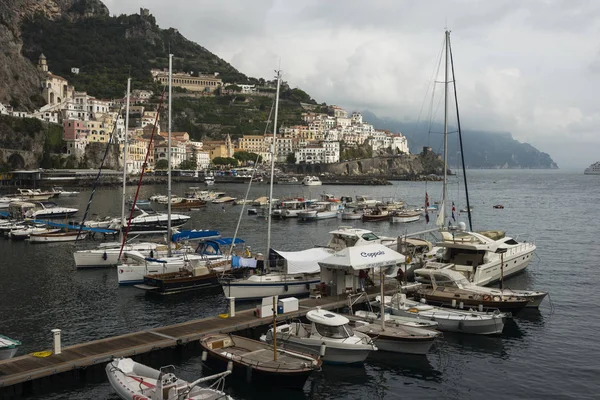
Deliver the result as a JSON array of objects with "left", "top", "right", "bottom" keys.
[{"left": 102, "top": 0, "right": 600, "bottom": 168}]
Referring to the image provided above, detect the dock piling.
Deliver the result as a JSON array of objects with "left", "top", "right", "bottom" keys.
[
  {"left": 51, "top": 329, "right": 61, "bottom": 355},
  {"left": 227, "top": 297, "right": 236, "bottom": 317}
]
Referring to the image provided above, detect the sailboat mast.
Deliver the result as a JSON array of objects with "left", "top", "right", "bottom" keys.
[
  {"left": 265, "top": 70, "right": 281, "bottom": 270},
  {"left": 120, "top": 78, "right": 131, "bottom": 243},
  {"left": 448, "top": 36, "right": 473, "bottom": 231},
  {"left": 442, "top": 30, "right": 450, "bottom": 227},
  {"left": 167, "top": 54, "right": 173, "bottom": 257}
]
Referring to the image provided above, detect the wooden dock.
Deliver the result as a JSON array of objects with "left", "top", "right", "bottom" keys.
[{"left": 0, "top": 285, "right": 394, "bottom": 395}]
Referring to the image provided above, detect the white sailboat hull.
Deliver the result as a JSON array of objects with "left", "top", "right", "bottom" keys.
[{"left": 220, "top": 274, "right": 320, "bottom": 300}]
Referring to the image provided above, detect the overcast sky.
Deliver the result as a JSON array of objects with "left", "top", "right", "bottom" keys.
[{"left": 103, "top": 0, "right": 600, "bottom": 169}]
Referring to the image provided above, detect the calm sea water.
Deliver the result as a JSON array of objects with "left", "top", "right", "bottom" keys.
[{"left": 1, "top": 170, "right": 599, "bottom": 399}]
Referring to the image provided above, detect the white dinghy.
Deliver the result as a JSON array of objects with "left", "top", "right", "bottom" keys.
[{"left": 106, "top": 357, "right": 233, "bottom": 400}]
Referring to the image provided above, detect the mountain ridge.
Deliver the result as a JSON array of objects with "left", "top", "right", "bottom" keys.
[{"left": 360, "top": 111, "right": 558, "bottom": 169}]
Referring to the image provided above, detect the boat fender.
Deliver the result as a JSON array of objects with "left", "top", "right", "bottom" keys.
[
  {"left": 102, "top": 251, "right": 107, "bottom": 261},
  {"left": 202, "top": 350, "right": 207, "bottom": 362},
  {"left": 493, "top": 296, "right": 501, "bottom": 302},
  {"left": 482, "top": 295, "right": 492, "bottom": 301},
  {"left": 458, "top": 320, "right": 465, "bottom": 331},
  {"left": 305, "top": 283, "right": 310, "bottom": 290},
  {"left": 150, "top": 250, "right": 154, "bottom": 259},
  {"left": 227, "top": 361, "right": 233, "bottom": 372},
  {"left": 246, "top": 365, "right": 253, "bottom": 383},
  {"left": 320, "top": 343, "right": 327, "bottom": 357},
  {"left": 284, "top": 284, "right": 289, "bottom": 292}
]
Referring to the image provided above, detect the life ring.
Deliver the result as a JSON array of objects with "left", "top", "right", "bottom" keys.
[{"left": 482, "top": 294, "right": 492, "bottom": 301}]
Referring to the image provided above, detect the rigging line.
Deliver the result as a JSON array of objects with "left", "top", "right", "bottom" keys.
[
  {"left": 415, "top": 36, "right": 446, "bottom": 130},
  {"left": 118, "top": 88, "right": 167, "bottom": 260},
  {"left": 75, "top": 101, "right": 126, "bottom": 242},
  {"left": 448, "top": 34, "right": 473, "bottom": 231},
  {"left": 226, "top": 95, "right": 277, "bottom": 261}
]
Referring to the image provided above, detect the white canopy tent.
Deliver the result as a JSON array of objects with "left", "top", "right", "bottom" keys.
[
  {"left": 318, "top": 244, "right": 405, "bottom": 296},
  {"left": 271, "top": 247, "right": 334, "bottom": 274},
  {"left": 318, "top": 244, "right": 405, "bottom": 271}
]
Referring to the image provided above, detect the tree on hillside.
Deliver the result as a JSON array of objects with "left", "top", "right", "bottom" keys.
[
  {"left": 178, "top": 159, "right": 197, "bottom": 170},
  {"left": 286, "top": 152, "right": 296, "bottom": 164},
  {"left": 155, "top": 159, "right": 168, "bottom": 170},
  {"left": 234, "top": 151, "right": 262, "bottom": 164},
  {"left": 225, "top": 84, "right": 242, "bottom": 92},
  {"left": 212, "top": 157, "right": 238, "bottom": 167}
]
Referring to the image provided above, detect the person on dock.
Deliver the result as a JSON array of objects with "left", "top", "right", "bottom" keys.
[{"left": 359, "top": 269, "right": 367, "bottom": 291}]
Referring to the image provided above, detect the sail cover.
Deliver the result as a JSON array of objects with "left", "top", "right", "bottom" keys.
[{"left": 271, "top": 248, "right": 334, "bottom": 274}]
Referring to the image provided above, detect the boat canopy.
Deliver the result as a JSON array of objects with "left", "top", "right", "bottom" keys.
[
  {"left": 196, "top": 238, "right": 245, "bottom": 256},
  {"left": 271, "top": 247, "right": 334, "bottom": 274},
  {"left": 171, "top": 229, "right": 220, "bottom": 242},
  {"left": 306, "top": 308, "right": 349, "bottom": 326}
]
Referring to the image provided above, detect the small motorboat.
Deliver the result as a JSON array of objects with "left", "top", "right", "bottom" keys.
[
  {"left": 493, "top": 205, "right": 504, "bottom": 209},
  {"left": 29, "top": 231, "right": 88, "bottom": 243},
  {"left": 382, "top": 294, "right": 508, "bottom": 335},
  {"left": 51, "top": 186, "right": 79, "bottom": 197},
  {"left": 362, "top": 207, "right": 391, "bottom": 222},
  {"left": 199, "top": 333, "right": 320, "bottom": 388},
  {"left": 344, "top": 313, "right": 441, "bottom": 355},
  {"left": 0, "top": 334, "right": 21, "bottom": 360},
  {"left": 106, "top": 357, "right": 233, "bottom": 400},
  {"left": 391, "top": 209, "right": 422, "bottom": 223},
  {"left": 460, "top": 206, "right": 473, "bottom": 213},
  {"left": 341, "top": 209, "right": 363, "bottom": 220},
  {"left": 262, "top": 308, "right": 377, "bottom": 364}
]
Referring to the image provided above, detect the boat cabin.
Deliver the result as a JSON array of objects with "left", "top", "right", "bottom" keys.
[
  {"left": 326, "top": 227, "right": 382, "bottom": 251},
  {"left": 306, "top": 309, "right": 355, "bottom": 339},
  {"left": 8, "top": 201, "right": 36, "bottom": 220}
]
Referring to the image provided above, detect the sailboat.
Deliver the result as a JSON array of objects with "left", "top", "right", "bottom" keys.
[
  {"left": 410, "top": 31, "right": 537, "bottom": 286},
  {"left": 219, "top": 71, "right": 329, "bottom": 300}
]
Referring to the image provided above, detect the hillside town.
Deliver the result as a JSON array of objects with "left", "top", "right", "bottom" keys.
[{"left": 0, "top": 54, "right": 409, "bottom": 173}]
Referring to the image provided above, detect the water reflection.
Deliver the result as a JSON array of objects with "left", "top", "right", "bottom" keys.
[
  {"left": 438, "top": 332, "right": 508, "bottom": 359},
  {"left": 366, "top": 351, "right": 442, "bottom": 383}
]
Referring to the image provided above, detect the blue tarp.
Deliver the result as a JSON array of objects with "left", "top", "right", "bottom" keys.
[
  {"left": 144, "top": 258, "right": 168, "bottom": 263},
  {"left": 31, "top": 219, "right": 117, "bottom": 234},
  {"left": 208, "top": 238, "right": 245, "bottom": 246},
  {"left": 171, "top": 229, "right": 220, "bottom": 242}
]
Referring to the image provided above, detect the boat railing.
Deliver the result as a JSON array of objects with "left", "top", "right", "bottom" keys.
[{"left": 513, "top": 233, "right": 535, "bottom": 245}]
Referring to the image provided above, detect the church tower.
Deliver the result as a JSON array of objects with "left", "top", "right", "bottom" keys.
[
  {"left": 37, "top": 53, "right": 48, "bottom": 73},
  {"left": 225, "top": 134, "right": 234, "bottom": 157}
]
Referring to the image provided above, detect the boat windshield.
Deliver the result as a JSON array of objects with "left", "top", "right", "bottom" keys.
[
  {"left": 314, "top": 323, "right": 354, "bottom": 339},
  {"left": 361, "top": 232, "right": 379, "bottom": 241}
]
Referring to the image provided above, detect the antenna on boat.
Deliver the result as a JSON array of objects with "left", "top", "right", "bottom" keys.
[{"left": 120, "top": 77, "right": 131, "bottom": 244}]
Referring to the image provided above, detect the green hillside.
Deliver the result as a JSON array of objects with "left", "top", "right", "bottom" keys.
[{"left": 21, "top": 12, "right": 249, "bottom": 99}]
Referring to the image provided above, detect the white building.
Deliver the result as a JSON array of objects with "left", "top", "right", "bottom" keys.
[
  {"left": 275, "top": 136, "right": 294, "bottom": 162},
  {"left": 33, "top": 110, "right": 60, "bottom": 124},
  {"left": 0, "top": 103, "right": 8, "bottom": 115},
  {"left": 154, "top": 141, "right": 187, "bottom": 168},
  {"left": 295, "top": 141, "right": 340, "bottom": 164},
  {"left": 65, "top": 138, "right": 88, "bottom": 158}
]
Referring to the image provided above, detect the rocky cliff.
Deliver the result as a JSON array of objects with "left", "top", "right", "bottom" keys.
[
  {"left": 0, "top": 0, "right": 108, "bottom": 109},
  {"left": 283, "top": 150, "right": 446, "bottom": 179}
]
